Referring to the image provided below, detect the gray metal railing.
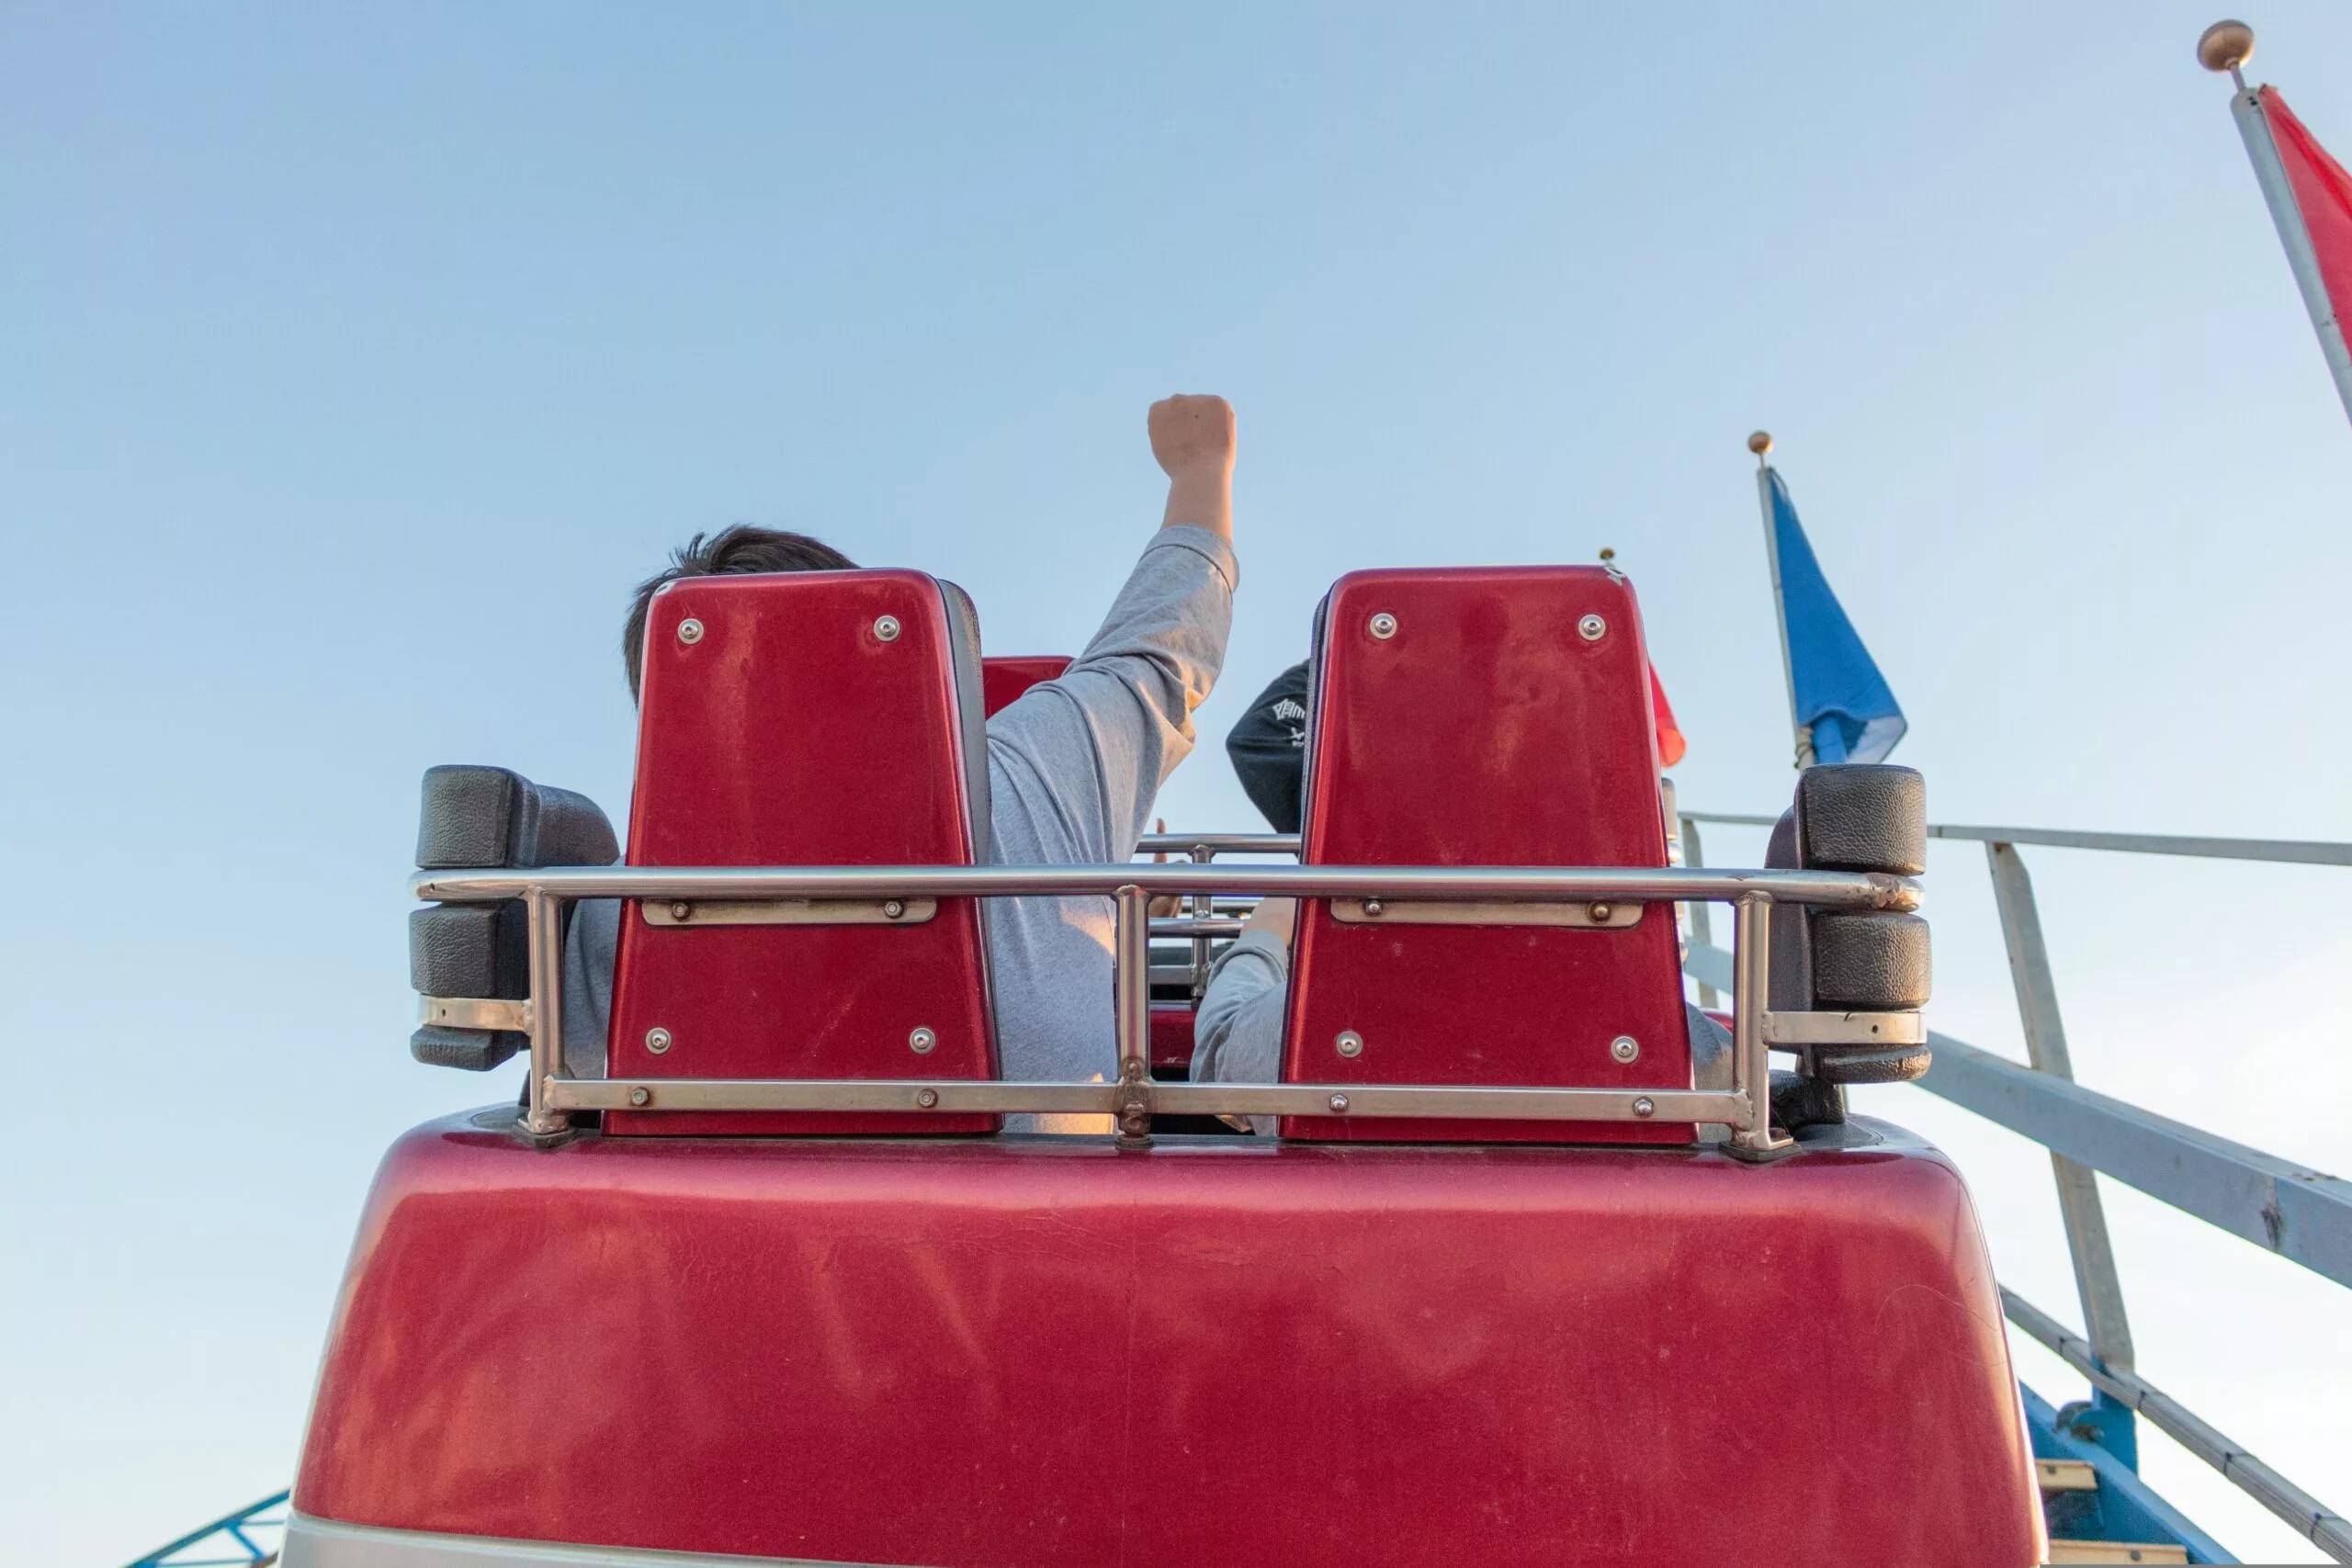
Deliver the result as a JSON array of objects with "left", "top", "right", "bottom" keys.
[
  {"left": 1682, "top": 808, "right": 2352, "bottom": 1562},
  {"left": 415, "top": 858, "right": 1917, "bottom": 1156}
]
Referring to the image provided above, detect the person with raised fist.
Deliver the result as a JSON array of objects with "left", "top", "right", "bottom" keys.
[{"left": 564, "top": 395, "right": 1241, "bottom": 1133}]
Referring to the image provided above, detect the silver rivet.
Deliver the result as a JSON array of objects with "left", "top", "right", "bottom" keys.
[
  {"left": 1363, "top": 898, "right": 1385, "bottom": 918},
  {"left": 644, "top": 1027, "right": 673, "bottom": 1055},
  {"left": 669, "top": 901, "right": 694, "bottom": 921},
  {"left": 874, "top": 615, "right": 901, "bottom": 642},
  {"left": 1336, "top": 1030, "right": 1364, "bottom": 1058},
  {"left": 1611, "top": 1034, "right": 1640, "bottom": 1064},
  {"left": 883, "top": 898, "right": 907, "bottom": 919},
  {"left": 676, "top": 617, "right": 705, "bottom": 645},
  {"left": 915, "top": 1088, "right": 939, "bottom": 1109},
  {"left": 629, "top": 1086, "right": 652, "bottom": 1107},
  {"left": 1577, "top": 613, "right": 1607, "bottom": 642},
  {"left": 1328, "top": 1093, "right": 1351, "bottom": 1112},
  {"left": 1589, "top": 901, "right": 1612, "bottom": 922},
  {"left": 1368, "top": 612, "right": 1397, "bottom": 640},
  {"left": 1632, "top": 1096, "right": 1656, "bottom": 1118},
  {"left": 909, "top": 1026, "right": 937, "bottom": 1055}
]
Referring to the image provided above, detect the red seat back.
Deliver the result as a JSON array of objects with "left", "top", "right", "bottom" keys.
[
  {"left": 605, "top": 570, "right": 998, "bottom": 1135},
  {"left": 980, "top": 655, "right": 1071, "bottom": 716},
  {"left": 1279, "top": 567, "right": 1693, "bottom": 1142}
]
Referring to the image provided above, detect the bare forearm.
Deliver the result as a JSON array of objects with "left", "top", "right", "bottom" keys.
[{"left": 1160, "top": 468, "right": 1231, "bottom": 541}]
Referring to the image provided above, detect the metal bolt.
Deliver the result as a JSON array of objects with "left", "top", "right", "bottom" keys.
[
  {"left": 1632, "top": 1096, "right": 1656, "bottom": 1118},
  {"left": 1577, "top": 613, "right": 1607, "bottom": 642},
  {"left": 882, "top": 898, "right": 907, "bottom": 919},
  {"left": 915, "top": 1088, "right": 939, "bottom": 1109},
  {"left": 676, "top": 617, "right": 705, "bottom": 645},
  {"left": 909, "top": 1026, "right": 936, "bottom": 1055},
  {"left": 874, "top": 615, "right": 901, "bottom": 642},
  {"left": 1336, "top": 1030, "right": 1364, "bottom": 1059},
  {"left": 669, "top": 901, "right": 694, "bottom": 922},
  {"left": 1368, "top": 612, "right": 1398, "bottom": 640},
  {"left": 1363, "top": 898, "right": 1385, "bottom": 918},
  {"left": 1588, "top": 901, "right": 1612, "bottom": 922},
  {"left": 1611, "top": 1034, "right": 1640, "bottom": 1064},
  {"left": 1328, "top": 1093, "right": 1351, "bottom": 1113},
  {"left": 629, "top": 1087, "right": 652, "bottom": 1107},
  {"left": 645, "top": 1027, "right": 673, "bottom": 1055}
]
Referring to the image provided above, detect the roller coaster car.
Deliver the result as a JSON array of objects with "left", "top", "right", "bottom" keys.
[{"left": 287, "top": 567, "right": 2041, "bottom": 1567}]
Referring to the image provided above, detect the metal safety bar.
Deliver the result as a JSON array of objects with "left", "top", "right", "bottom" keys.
[
  {"left": 1681, "top": 807, "right": 2352, "bottom": 1562},
  {"left": 413, "top": 860, "right": 1917, "bottom": 1155}
]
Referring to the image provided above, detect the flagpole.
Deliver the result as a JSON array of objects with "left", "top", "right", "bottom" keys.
[
  {"left": 2201, "top": 18, "right": 2352, "bottom": 423},
  {"left": 1749, "top": 431, "right": 1814, "bottom": 770}
]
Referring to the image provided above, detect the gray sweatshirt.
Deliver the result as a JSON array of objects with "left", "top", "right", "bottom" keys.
[{"left": 562, "top": 525, "right": 1238, "bottom": 1132}]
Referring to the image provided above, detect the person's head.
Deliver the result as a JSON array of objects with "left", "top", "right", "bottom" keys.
[{"left": 622, "top": 525, "right": 856, "bottom": 701}]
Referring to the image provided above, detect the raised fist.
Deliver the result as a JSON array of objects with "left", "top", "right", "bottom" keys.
[{"left": 1148, "top": 394, "right": 1238, "bottom": 479}]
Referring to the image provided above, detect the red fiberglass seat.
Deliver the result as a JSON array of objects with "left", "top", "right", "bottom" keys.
[
  {"left": 1279, "top": 566, "right": 1703, "bottom": 1141},
  {"left": 603, "top": 568, "right": 1000, "bottom": 1135},
  {"left": 980, "top": 654, "right": 1070, "bottom": 716}
]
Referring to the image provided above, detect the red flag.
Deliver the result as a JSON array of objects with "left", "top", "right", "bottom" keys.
[
  {"left": 1646, "top": 667, "right": 1687, "bottom": 769},
  {"left": 2235, "top": 87, "right": 2352, "bottom": 419}
]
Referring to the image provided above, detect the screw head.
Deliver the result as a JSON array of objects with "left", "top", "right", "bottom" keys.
[
  {"left": 1611, "top": 1034, "right": 1640, "bottom": 1064},
  {"left": 644, "top": 1027, "right": 673, "bottom": 1055},
  {"left": 676, "top": 617, "right": 705, "bottom": 645},
  {"left": 1588, "top": 901, "right": 1613, "bottom": 922},
  {"left": 1577, "top": 613, "right": 1607, "bottom": 642},
  {"left": 1368, "top": 612, "right": 1398, "bottom": 640},
  {"left": 1336, "top": 1030, "right": 1364, "bottom": 1059},
  {"left": 915, "top": 1088, "right": 939, "bottom": 1109},
  {"left": 669, "top": 901, "right": 694, "bottom": 921},
  {"left": 628, "top": 1086, "right": 652, "bottom": 1107},
  {"left": 874, "top": 615, "right": 901, "bottom": 642},
  {"left": 882, "top": 898, "right": 906, "bottom": 919},
  {"left": 1328, "top": 1093, "right": 1351, "bottom": 1113},
  {"left": 1632, "top": 1096, "right": 1656, "bottom": 1118},
  {"left": 909, "top": 1026, "right": 937, "bottom": 1055},
  {"left": 1363, "top": 898, "right": 1385, "bottom": 918}
]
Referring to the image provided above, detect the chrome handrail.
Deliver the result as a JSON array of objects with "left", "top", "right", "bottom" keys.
[{"left": 413, "top": 861, "right": 1917, "bottom": 1156}]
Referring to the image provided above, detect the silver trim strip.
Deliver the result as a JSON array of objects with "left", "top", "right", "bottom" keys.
[{"left": 283, "top": 1512, "right": 900, "bottom": 1567}]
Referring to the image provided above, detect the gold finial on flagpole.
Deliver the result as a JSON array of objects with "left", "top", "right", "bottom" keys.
[
  {"left": 1747, "top": 430, "right": 1773, "bottom": 467},
  {"left": 1598, "top": 547, "right": 1615, "bottom": 563},
  {"left": 2199, "top": 19, "right": 2255, "bottom": 91}
]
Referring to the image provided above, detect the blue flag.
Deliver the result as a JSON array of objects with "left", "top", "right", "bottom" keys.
[{"left": 1769, "top": 470, "right": 1905, "bottom": 764}]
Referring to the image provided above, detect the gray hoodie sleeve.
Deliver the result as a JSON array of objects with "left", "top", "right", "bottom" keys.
[{"left": 983, "top": 525, "right": 1238, "bottom": 865}]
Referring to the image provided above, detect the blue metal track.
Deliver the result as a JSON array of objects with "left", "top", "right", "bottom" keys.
[
  {"left": 2025, "top": 1385, "right": 2234, "bottom": 1563},
  {"left": 124, "top": 1490, "right": 288, "bottom": 1568}
]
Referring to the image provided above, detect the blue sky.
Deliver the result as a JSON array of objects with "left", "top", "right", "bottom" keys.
[{"left": 5, "top": 4, "right": 2348, "bottom": 1562}]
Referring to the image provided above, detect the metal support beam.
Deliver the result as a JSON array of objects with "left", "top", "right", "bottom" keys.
[
  {"left": 1919, "top": 1032, "right": 2352, "bottom": 1289},
  {"left": 1986, "top": 841, "right": 2136, "bottom": 1377},
  {"left": 1680, "top": 941, "right": 2352, "bottom": 1288}
]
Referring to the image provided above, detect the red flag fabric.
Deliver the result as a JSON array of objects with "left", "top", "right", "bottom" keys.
[
  {"left": 2259, "top": 91, "right": 2352, "bottom": 364},
  {"left": 1646, "top": 667, "right": 1686, "bottom": 769}
]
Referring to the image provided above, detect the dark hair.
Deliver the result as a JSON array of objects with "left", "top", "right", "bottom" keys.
[{"left": 623, "top": 525, "right": 856, "bottom": 700}]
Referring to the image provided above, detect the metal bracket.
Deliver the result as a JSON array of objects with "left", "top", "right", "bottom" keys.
[
  {"left": 418, "top": 996, "right": 530, "bottom": 1032},
  {"left": 1760, "top": 1010, "right": 1925, "bottom": 1047},
  {"left": 1329, "top": 898, "right": 1642, "bottom": 929},
  {"left": 639, "top": 897, "right": 937, "bottom": 927}
]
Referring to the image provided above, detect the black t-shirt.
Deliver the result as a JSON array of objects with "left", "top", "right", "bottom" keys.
[{"left": 1226, "top": 660, "right": 1309, "bottom": 832}]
